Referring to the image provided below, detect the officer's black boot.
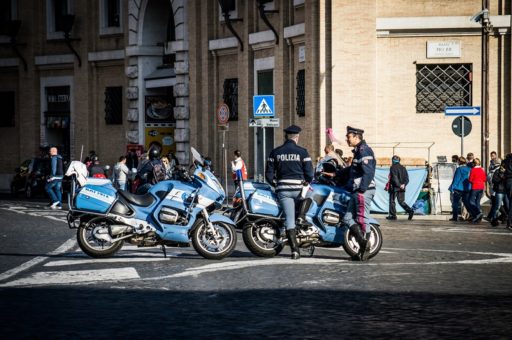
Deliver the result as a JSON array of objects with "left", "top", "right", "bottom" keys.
[
  {"left": 286, "top": 229, "right": 301, "bottom": 260},
  {"left": 349, "top": 224, "right": 369, "bottom": 261},
  {"left": 296, "top": 198, "right": 313, "bottom": 227}
]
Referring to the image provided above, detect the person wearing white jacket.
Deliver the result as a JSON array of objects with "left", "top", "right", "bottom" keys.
[{"left": 113, "top": 156, "right": 130, "bottom": 190}]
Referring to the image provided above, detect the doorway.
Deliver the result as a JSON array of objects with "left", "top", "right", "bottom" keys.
[{"left": 44, "top": 86, "right": 71, "bottom": 161}]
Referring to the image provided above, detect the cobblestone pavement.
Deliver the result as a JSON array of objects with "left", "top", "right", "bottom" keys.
[{"left": 0, "top": 201, "right": 511, "bottom": 339}]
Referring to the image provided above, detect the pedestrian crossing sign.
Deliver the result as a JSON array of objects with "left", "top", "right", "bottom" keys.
[{"left": 253, "top": 95, "right": 275, "bottom": 118}]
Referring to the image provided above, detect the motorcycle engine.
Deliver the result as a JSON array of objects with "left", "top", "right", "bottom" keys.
[
  {"left": 159, "top": 207, "right": 180, "bottom": 224},
  {"left": 322, "top": 210, "right": 340, "bottom": 225},
  {"left": 297, "top": 225, "right": 320, "bottom": 244}
]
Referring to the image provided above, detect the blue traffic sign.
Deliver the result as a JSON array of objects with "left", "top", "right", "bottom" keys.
[
  {"left": 253, "top": 95, "right": 275, "bottom": 118},
  {"left": 444, "top": 106, "right": 480, "bottom": 116}
]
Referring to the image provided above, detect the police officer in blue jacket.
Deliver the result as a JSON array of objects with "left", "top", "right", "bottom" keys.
[
  {"left": 341, "top": 126, "right": 376, "bottom": 261},
  {"left": 265, "top": 125, "right": 314, "bottom": 260}
]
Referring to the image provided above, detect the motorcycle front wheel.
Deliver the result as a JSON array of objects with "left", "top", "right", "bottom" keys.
[
  {"left": 191, "top": 219, "right": 237, "bottom": 260},
  {"left": 77, "top": 217, "right": 124, "bottom": 258},
  {"left": 242, "top": 219, "right": 284, "bottom": 258},
  {"left": 342, "top": 223, "right": 383, "bottom": 260}
]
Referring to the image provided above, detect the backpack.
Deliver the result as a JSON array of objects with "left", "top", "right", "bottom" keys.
[{"left": 151, "top": 162, "right": 166, "bottom": 184}]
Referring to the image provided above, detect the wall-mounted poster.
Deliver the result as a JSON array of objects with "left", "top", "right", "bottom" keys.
[
  {"left": 145, "top": 95, "right": 175, "bottom": 125},
  {"left": 144, "top": 126, "right": 176, "bottom": 156}
]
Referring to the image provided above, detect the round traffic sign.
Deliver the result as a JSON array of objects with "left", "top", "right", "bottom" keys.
[
  {"left": 217, "top": 103, "right": 230, "bottom": 125},
  {"left": 451, "top": 116, "right": 472, "bottom": 137}
]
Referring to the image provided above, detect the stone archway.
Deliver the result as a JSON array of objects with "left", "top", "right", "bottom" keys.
[{"left": 126, "top": 0, "right": 190, "bottom": 164}]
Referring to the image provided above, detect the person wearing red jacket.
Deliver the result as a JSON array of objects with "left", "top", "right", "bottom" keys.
[{"left": 468, "top": 158, "right": 487, "bottom": 223}]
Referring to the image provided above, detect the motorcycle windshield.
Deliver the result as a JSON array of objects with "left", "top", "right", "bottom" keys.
[{"left": 194, "top": 168, "right": 225, "bottom": 197}]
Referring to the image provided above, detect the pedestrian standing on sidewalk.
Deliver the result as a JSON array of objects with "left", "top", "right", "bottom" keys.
[
  {"left": 489, "top": 151, "right": 499, "bottom": 172},
  {"left": 231, "top": 150, "right": 248, "bottom": 185},
  {"left": 468, "top": 158, "right": 486, "bottom": 223},
  {"left": 448, "top": 157, "right": 471, "bottom": 222},
  {"left": 466, "top": 152, "right": 475, "bottom": 168},
  {"left": 386, "top": 155, "right": 414, "bottom": 220},
  {"left": 113, "top": 155, "right": 130, "bottom": 190},
  {"left": 45, "top": 146, "right": 64, "bottom": 209},
  {"left": 487, "top": 160, "right": 509, "bottom": 226}
]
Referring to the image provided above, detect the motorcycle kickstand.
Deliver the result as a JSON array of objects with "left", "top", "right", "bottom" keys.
[{"left": 161, "top": 245, "right": 167, "bottom": 258}]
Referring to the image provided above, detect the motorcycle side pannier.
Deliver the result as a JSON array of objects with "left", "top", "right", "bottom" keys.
[{"left": 75, "top": 184, "right": 116, "bottom": 213}]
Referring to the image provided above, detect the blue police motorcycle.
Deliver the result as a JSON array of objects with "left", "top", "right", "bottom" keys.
[
  {"left": 230, "top": 167, "right": 383, "bottom": 259},
  {"left": 65, "top": 148, "right": 237, "bottom": 260}
]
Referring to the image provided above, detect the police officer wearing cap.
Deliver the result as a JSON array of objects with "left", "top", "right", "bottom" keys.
[
  {"left": 265, "top": 125, "right": 314, "bottom": 260},
  {"left": 341, "top": 126, "right": 376, "bottom": 261}
]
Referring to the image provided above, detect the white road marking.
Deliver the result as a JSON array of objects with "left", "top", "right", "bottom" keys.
[
  {"left": 431, "top": 227, "right": 512, "bottom": 235},
  {"left": 385, "top": 247, "right": 512, "bottom": 257},
  {"left": 45, "top": 256, "right": 176, "bottom": 267},
  {"left": 320, "top": 247, "right": 396, "bottom": 254},
  {"left": 384, "top": 224, "right": 512, "bottom": 235},
  {"left": 0, "top": 238, "right": 76, "bottom": 282},
  {"left": 0, "top": 267, "right": 140, "bottom": 287},
  {"left": 138, "top": 249, "right": 512, "bottom": 280},
  {"left": 0, "top": 205, "right": 67, "bottom": 224}
]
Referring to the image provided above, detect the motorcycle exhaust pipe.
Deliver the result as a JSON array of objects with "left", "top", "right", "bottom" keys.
[{"left": 110, "top": 225, "right": 133, "bottom": 236}]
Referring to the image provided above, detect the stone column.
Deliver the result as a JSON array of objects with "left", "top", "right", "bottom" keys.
[{"left": 171, "top": 0, "right": 190, "bottom": 165}]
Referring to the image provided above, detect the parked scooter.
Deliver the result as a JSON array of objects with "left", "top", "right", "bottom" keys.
[
  {"left": 229, "top": 167, "right": 383, "bottom": 259},
  {"left": 65, "top": 148, "right": 237, "bottom": 260}
]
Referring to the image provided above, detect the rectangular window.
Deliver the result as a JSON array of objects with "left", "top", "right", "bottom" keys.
[
  {"left": 53, "top": 0, "right": 68, "bottom": 32},
  {"left": 99, "top": 0, "right": 123, "bottom": 35},
  {"left": 0, "top": 91, "right": 15, "bottom": 127},
  {"left": 0, "top": 1, "right": 12, "bottom": 24},
  {"left": 104, "top": 87, "right": 123, "bottom": 125},
  {"left": 296, "top": 69, "right": 305, "bottom": 116},
  {"left": 106, "top": 0, "right": 120, "bottom": 27},
  {"left": 416, "top": 64, "right": 472, "bottom": 113},
  {"left": 47, "top": 0, "right": 72, "bottom": 39},
  {"left": 223, "top": 78, "right": 238, "bottom": 121},
  {"left": 0, "top": 1, "right": 12, "bottom": 37},
  {"left": 257, "top": 70, "right": 273, "bottom": 95}
]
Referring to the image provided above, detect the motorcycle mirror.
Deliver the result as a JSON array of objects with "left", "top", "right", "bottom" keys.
[{"left": 190, "top": 147, "right": 204, "bottom": 167}]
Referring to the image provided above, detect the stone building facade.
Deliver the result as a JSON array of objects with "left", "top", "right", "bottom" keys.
[
  {"left": 189, "top": 0, "right": 511, "bottom": 182},
  {"left": 0, "top": 0, "right": 510, "bottom": 191}
]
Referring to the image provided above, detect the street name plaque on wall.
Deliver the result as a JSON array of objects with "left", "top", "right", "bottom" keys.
[{"left": 427, "top": 41, "right": 461, "bottom": 58}]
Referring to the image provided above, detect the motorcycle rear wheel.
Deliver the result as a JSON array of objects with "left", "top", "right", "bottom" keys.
[
  {"left": 77, "top": 217, "right": 124, "bottom": 258},
  {"left": 342, "top": 223, "right": 383, "bottom": 260},
  {"left": 242, "top": 220, "right": 284, "bottom": 258},
  {"left": 191, "top": 219, "right": 237, "bottom": 260}
]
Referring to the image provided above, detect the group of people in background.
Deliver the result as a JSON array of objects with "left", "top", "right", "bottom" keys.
[
  {"left": 449, "top": 151, "right": 512, "bottom": 229},
  {"left": 84, "top": 148, "right": 179, "bottom": 194}
]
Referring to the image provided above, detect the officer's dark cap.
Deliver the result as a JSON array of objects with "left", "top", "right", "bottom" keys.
[
  {"left": 284, "top": 125, "right": 302, "bottom": 134},
  {"left": 346, "top": 126, "right": 364, "bottom": 135}
]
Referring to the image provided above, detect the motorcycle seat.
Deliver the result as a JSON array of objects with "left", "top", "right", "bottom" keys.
[{"left": 118, "top": 190, "right": 156, "bottom": 207}]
